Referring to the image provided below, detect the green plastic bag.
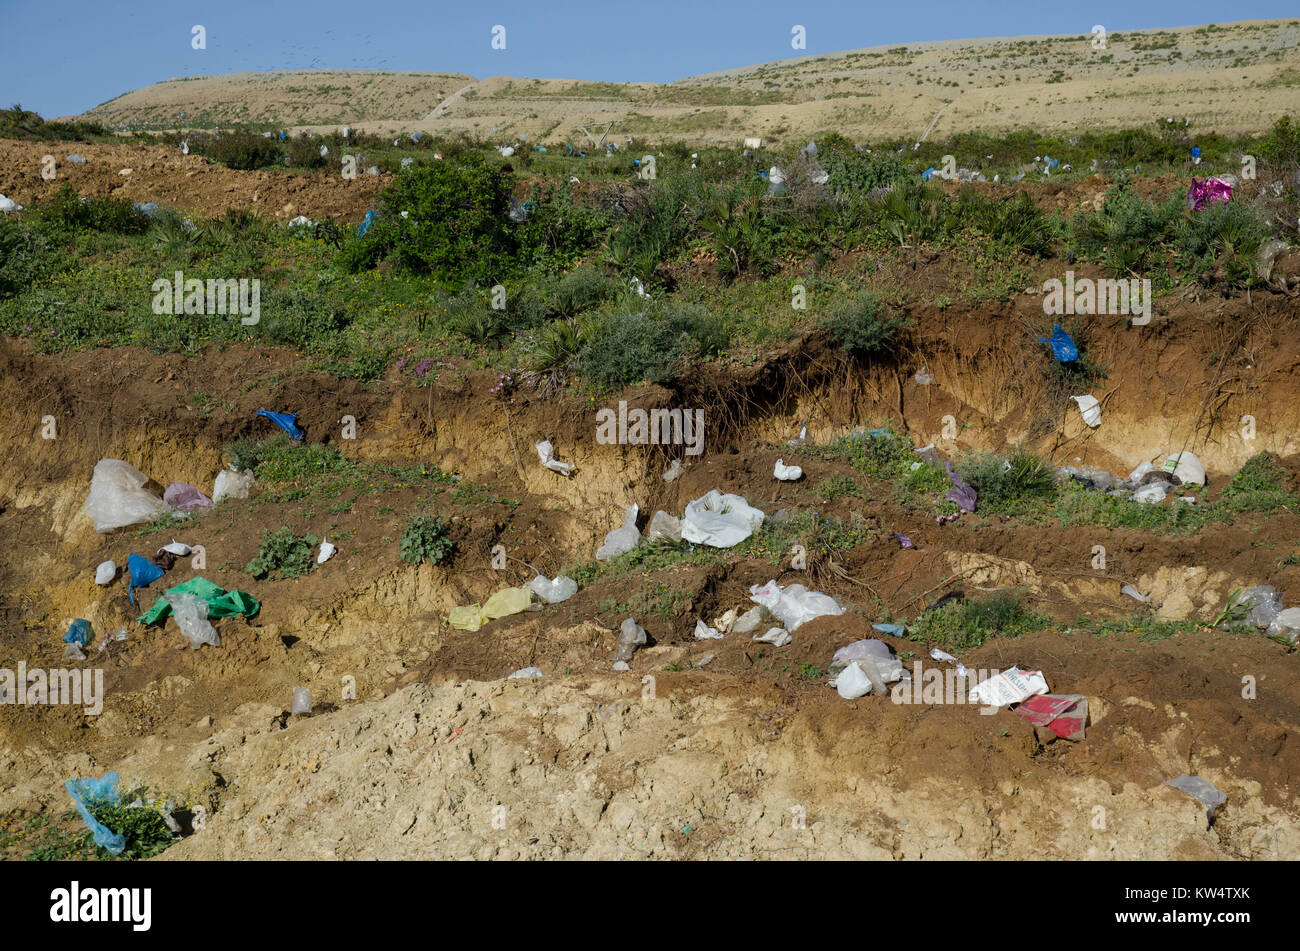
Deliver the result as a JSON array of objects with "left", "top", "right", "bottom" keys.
[{"left": 138, "top": 576, "right": 260, "bottom": 626}]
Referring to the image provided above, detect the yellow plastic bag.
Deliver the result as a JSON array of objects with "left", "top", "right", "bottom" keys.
[{"left": 448, "top": 587, "right": 532, "bottom": 632}]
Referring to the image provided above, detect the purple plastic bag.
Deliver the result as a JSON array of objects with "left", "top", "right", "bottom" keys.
[
  {"left": 1187, "top": 177, "right": 1232, "bottom": 211},
  {"left": 944, "top": 462, "right": 977, "bottom": 512},
  {"left": 895, "top": 532, "right": 915, "bottom": 549},
  {"left": 164, "top": 482, "right": 213, "bottom": 513}
]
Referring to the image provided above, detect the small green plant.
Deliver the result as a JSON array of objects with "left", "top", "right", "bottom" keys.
[
  {"left": 246, "top": 528, "right": 317, "bottom": 579},
  {"left": 819, "top": 292, "right": 909, "bottom": 357},
  {"left": 956, "top": 450, "right": 1058, "bottom": 512},
  {"left": 800, "top": 663, "right": 826, "bottom": 680},
  {"left": 399, "top": 515, "right": 454, "bottom": 565},
  {"left": 908, "top": 592, "right": 1044, "bottom": 650}
]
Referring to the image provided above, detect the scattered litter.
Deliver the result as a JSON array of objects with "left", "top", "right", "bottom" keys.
[
  {"left": 872, "top": 623, "right": 906, "bottom": 636},
  {"left": 529, "top": 574, "right": 577, "bottom": 604},
  {"left": 929, "top": 647, "right": 957, "bottom": 663},
  {"left": 138, "top": 576, "right": 260, "bottom": 625},
  {"left": 787, "top": 424, "right": 808, "bottom": 447},
  {"left": 357, "top": 209, "right": 376, "bottom": 236},
  {"left": 693, "top": 619, "right": 724, "bottom": 640},
  {"left": 663, "top": 459, "right": 683, "bottom": 482},
  {"left": 895, "top": 532, "right": 915, "bottom": 549},
  {"left": 753, "top": 627, "right": 791, "bottom": 647},
  {"left": 926, "top": 590, "right": 965, "bottom": 612},
  {"left": 317, "top": 537, "right": 337, "bottom": 564},
  {"left": 212, "top": 467, "right": 254, "bottom": 503},
  {"left": 834, "top": 662, "right": 874, "bottom": 699},
  {"left": 647, "top": 510, "right": 683, "bottom": 543},
  {"left": 943, "top": 462, "right": 977, "bottom": 512},
  {"left": 832, "top": 638, "right": 894, "bottom": 667},
  {"left": 168, "top": 592, "right": 219, "bottom": 649},
  {"left": 968, "top": 667, "right": 1050, "bottom": 707},
  {"left": 256, "top": 408, "right": 304, "bottom": 440},
  {"left": 65, "top": 773, "right": 126, "bottom": 855},
  {"left": 1164, "top": 774, "right": 1227, "bottom": 824},
  {"left": 732, "top": 606, "right": 763, "bottom": 633},
  {"left": 83, "top": 459, "right": 172, "bottom": 533},
  {"left": 508, "top": 666, "right": 543, "bottom": 679},
  {"left": 1132, "top": 482, "right": 1168, "bottom": 504},
  {"left": 629, "top": 276, "right": 649, "bottom": 298},
  {"left": 1266, "top": 607, "right": 1300, "bottom": 644},
  {"left": 0, "top": 194, "right": 23, "bottom": 213},
  {"left": 1072, "top": 395, "right": 1102, "bottom": 428},
  {"left": 1162, "top": 451, "right": 1205, "bottom": 486},
  {"left": 1129, "top": 461, "right": 1155, "bottom": 482},
  {"left": 596, "top": 504, "right": 641, "bottom": 561},
  {"left": 1015, "top": 694, "right": 1088, "bottom": 741},
  {"left": 1257, "top": 238, "right": 1291, "bottom": 282},
  {"left": 712, "top": 609, "right": 738, "bottom": 633},
  {"left": 152, "top": 550, "right": 177, "bottom": 572},
  {"left": 773, "top": 459, "right": 803, "bottom": 481},
  {"left": 448, "top": 586, "right": 533, "bottom": 632},
  {"left": 287, "top": 215, "right": 315, "bottom": 229},
  {"left": 94, "top": 561, "right": 116, "bottom": 585},
  {"left": 692, "top": 652, "right": 715, "bottom": 668},
  {"left": 291, "top": 687, "right": 313, "bottom": 715},
  {"left": 498, "top": 146, "right": 515, "bottom": 157},
  {"left": 401, "top": 157, "right": 414, "bottom": 169},
  {"left": 64, "top": 619, "right": 93, "bottom": 649},
  {"left": 1039, "top": 324, "right": 1080, "bottom": 362},
  {"left": 159, "top": 540, "right": 192, "bottom": 557},
  {"left": 66, "top": 153, "right": 87, "bottom": 164},
  {"left": 1122, "top": 584, "right": 1150, "bottom": 603},
  {"left": 915, "top": 443, "right": 942, "bottom": 466},
  {"left": 1187, "top": 178, "right": 1232, "bottom": 211},
  {"left": 682, "top": 490, "right": 765, "bottom": 548},
  {"left": 612, "top": 660, "right": 630, "bottom": 671},
  {"left": 750, "top": 579, "right": 843, "bottom": 631},
  {"left": 535, "top": 440, "right": 574, "bottom": 476},
  {"left": 1236, "top": 585, "right": 1284, "bottom": 629},
  {"left": 163, "top": 482, "right": 213, "bottom": 512},
  {"left": 913, "top": 368, "right": 933, "bottom": 385},
  {"left": 126, "top": 553, "right": 165, "bottom": 605},
  {"left": 614, "top": 618, "right": 647, "bottom": 664}
]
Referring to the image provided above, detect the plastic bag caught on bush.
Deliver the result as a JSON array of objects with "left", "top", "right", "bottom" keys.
[
  {"left": 596, "top": 505, "right": 641, "bottom": 561},
  {"left": 83, "top": 459, "right": 172, "bottom": 533},
  {"left": 65, "top": 772, "right": 126, "bottom": 855},
  {"left": 168, "top": 592, "right": 219, "bottom": 649}
]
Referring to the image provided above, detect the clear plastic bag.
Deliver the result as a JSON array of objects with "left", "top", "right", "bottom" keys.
[
  {"left": 83, "top": 459, "right": 171, "bottom": 533},
  {"left": 213, "top": 468, "right": 254, "bottom": 503},
  {"left": 596, "top": 505, "right": 641, "bottom": 561},
  {"left": 613, "top": 618, "right": 647, "bottom": 664},
  {"left": 169, "top": 592, "right": 219, "bottom": 649}
]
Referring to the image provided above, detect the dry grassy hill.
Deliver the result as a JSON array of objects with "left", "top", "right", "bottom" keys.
[{"left": 75, "top": 19, "right": 1300, "bottom": 146}]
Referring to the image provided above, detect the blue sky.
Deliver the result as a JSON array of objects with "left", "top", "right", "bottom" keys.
[{"left": 4, "top": 0, "right": 1296, "bottom": 117}]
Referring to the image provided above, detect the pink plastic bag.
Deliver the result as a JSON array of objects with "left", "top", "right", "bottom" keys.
[
  {"left": 1186, "top": 177, "right": 1232, "bottom": 211},
  {"left": 164, "top": 482, "right": 213, "bottom": 513}
]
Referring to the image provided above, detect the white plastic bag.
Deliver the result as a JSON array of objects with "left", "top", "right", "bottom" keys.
[
  {"left": 317, "top": 537, "right": 337, "bottom": 564},
  {"left": 1163, "top": 451, "right": 1205, "bottom": 486},
  {"left": 773, "top": 459, "right": 803, "bottom": 481},
  {"left": 1072, "top": 395, "right": 1102, "bottom": 428},
  {"left": 160, "top": 540, "right": 192, "bottom": 556},
  {"left": 596, "top": 505, "right": 641, "bottom": 561},
  {"left": 169, "top": 592, "right": 219, "bottom": 649},
  {"left": 682, "top": 490, "right": 765, "bottom": 548},
  {"left": 536, "top": 440, "right": 574, "bottom": 476},
  {"left": 1266, "top": 607, "right": 1300, "bottom": 643},
  {"left": 968, "top": 667, "right": 1049, "bottom": 706},
  {"left": 507, "top": 666, "right": 543, "bottom": 679},
  {"left": 647, "top": 510, "right": 683, "bottom": 543},
  {"left": 83, "top": 459, "right": 172, "bottom": 533},
  {"left": 291, "top": 687, "right": 313, "bottom": 715},
  {"left": 1129, "top": 461, "right": 1155, "bottom": 482},
  {"left": 749, "top": 579, "right": 843, "bottom": 631},
  {"left": 1132, "top": 482, "right": 1168, "bottom": 504},
  {"left": 213, "top": 468, "right": 253, "bottom": 503},
  {"left": 529, "top": 574, "right": 577, "bottom": 604},
  {"left": 832, "top": 638, "right": 894, "bottom": 668},
  {"left": 753, "top": 627, "right": 791, "bottom": 646},
  {"left": 613, "top": 618, "right": 647, "bottom": 664},
  {"left": 834, "top": 662, "right": 873, "bottom": 699},
  {"left": 95, "top": 561, "right": 117, "bottom": 585},
  {"left": 732, "top": 606, "right": 763, "bottom": 633},
  {"left": 693, "top": 619, "right": 724, "bottom": 640}
]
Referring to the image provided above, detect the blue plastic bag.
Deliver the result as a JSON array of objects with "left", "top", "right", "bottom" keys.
[
  {"left": 256, "top": 409, "right": 304, "bottom": 440},
  {"left": 872, "top": 623, "right": 906, "bottom": 636},
  {"left": 64, "top": 618, "right": 93, "bottom": 646},
  {"left": 65, "top": 773, "right": 126, "bottom": 855},
  {"left": 1039, "top": 324, "right": 1079, "bottom": 362},
  {"left": 127, "top": 553, "right": 164, "bottom": 605},
  {"left": 357, "top": 209, "right": 375, "bottom": 237}
]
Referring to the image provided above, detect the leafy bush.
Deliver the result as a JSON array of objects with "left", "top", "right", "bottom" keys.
[
  {"left": 285, "top": 135, "right": 328, "bottom": 170},
  {"left": 548, "top": 266, "right": 617, "bottom": 317},
  {"left": 575, "top": 304, "right": 727, "bottom": 389},
  {"left": 820, "top": 147, "right": 911, "bottom": 193},
  {"left": 820, "top": 292, "right": 909, "bottom": 357},
  {"left": 246, "top": 528, "right": 318, "bottom": 579},
  {"left": 196, "top": 130, "right": 282, "bottom": 170},
  {"left": 1070, "top": 180, "right": 1180, "bottom": 275},
  {"left": 0, "top": 222, "right": 59, "bottom": 296},
  {"left": 953, "top": 190, "right": 1055, "bottom": 256},
  {"left": 1221, "top": 452, "right": 1295, "bottom": 510},
  {"left": 225, "top": 436, "right": 351, "bottom": 482},
  {"left": 82, "top": 786, "right": 181, "bottom": 860},
  {"left": 1173, "top": 200, "right": 1269, "bottom": 286},
  {"left": 802, "top": 428, "right": 916, "bottom": 479},
  {"left": 36, "top": 185, "right": 149, "bottom": 234},
  {"left": 399, "top": 515, "right": 454, "bottom": 564},
  {"left": 354, "top": 154, "right": 515, "bottom": 283},
  {"left": 956, "top": 451, "right": 1058, "bottom": 511},
  {"left": 907, "top": 592, "right": 1043, "bottom": 650},
  {"left": 512, "top": 181, "right": 612, "bottom": 271}
]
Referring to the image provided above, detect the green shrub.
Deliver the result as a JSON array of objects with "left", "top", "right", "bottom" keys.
[
  {"left": 575, "top": 304, "right": 727, "bottom": 389},
  {"left": 285, "top": 135, "right": 328, "bottom": 170},
  {"left": 1173, "top": 200, "right": 1269, "bottom": 285},
  {"left": 548, "top": 265, "right": 617, "bottom": 317},
  {"left": 196, "top": 130, "right": 282, "bottom": 170},
  {"left": 82, "top": 786, "right": 181, "bottom": 860},
  {"left": 246, "top": 528, "right": 318, "bottom": 579},
  {"left": 355, "top": 154, "right": 515, "bottom": 283},
  {"left": 820, "top": 147, "right": 911, "bottom": 193},
  {"left": 512, "top": 182, "right": 612, "bottom": 271},
  {"left": 956, "top": 451, "right": 1058, "bottom": 511},
  {"left": 36, "top": 185, "right": 148, "bottom": 234},
  {"left": 399, "top": 515, "right": 454, "bottom": 564},
  {"left": 1070, "top": 180, "right": 1180, "bottom": 275},
  {"left": 908, "top": 592, "right": 1043, "bottom": 650},
  {"left": 820, "top": 292, "right": 909, "bottom": 357},
  {"left": 0, "top": 222, "right": 59, "bottom": 296}
]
